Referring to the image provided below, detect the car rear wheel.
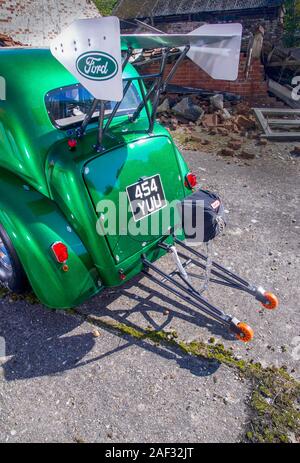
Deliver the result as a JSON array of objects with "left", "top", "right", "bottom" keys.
[{"left": 0, "top": 224, "right": 28, "bottom": 294}]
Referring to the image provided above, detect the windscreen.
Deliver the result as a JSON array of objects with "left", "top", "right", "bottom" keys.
[{"left": 45, "top": 82, "right": 141, "bottom": 128}]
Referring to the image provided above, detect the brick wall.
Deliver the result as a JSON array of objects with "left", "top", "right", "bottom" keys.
[
  {"left": 122, "top": 10, "right": 281, "bottom": 100},
  {"left": 140, "top": 54, "right": 268, "bottom": 98},
  {"left": 0, "top": 0, "right": 99, "bottom": 46},
  {"left": 152, "top": 16, "right": 284, "bottom": 51},
  {"left": 122, "top": 8, "right": 284, "bottom": 52}
]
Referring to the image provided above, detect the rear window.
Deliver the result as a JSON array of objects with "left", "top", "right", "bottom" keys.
[{"left": 45, "top": 82, "right": 141, "bottom": 129}]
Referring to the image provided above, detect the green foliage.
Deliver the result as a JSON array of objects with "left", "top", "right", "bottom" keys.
[
  {"left": 284, "top": 0, "right": 300, "bottom": 47},
  {"left": 92, "top": 0, "right": 118, "bottom": 16}
]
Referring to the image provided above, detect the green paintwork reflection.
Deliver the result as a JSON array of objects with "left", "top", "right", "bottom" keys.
[{"left": 0, "top": 48, "right": 191, "bottom": 308}]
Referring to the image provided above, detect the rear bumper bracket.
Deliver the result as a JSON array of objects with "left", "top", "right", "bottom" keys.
[{"left": 141, "top": 237, "right": 278, "bottom": 340}]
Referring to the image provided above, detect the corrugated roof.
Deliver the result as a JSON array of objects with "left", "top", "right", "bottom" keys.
[{"left": 115, "top": 0, "right": 284, "bottom": 19}]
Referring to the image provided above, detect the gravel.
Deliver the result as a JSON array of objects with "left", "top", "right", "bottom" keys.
[{"left": 0, "top": 145, "right": 299, "bottom": 443}]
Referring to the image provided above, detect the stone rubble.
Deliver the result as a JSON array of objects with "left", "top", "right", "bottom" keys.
[{"left": 155, "top": 92, "right": 295, "bottom": 161}]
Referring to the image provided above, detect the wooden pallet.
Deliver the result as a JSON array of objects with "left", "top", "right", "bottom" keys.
[{"left": 253, "top": 108, "right": 300, "bottom": 141}]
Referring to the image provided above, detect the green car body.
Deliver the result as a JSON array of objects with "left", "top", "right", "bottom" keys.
[{"left": 0, "top": 48, "right": 192, "bottom": 309}]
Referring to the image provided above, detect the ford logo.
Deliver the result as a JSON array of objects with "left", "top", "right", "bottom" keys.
[{"left": 76, "top": 52, "right": 118, "bottom": 81}]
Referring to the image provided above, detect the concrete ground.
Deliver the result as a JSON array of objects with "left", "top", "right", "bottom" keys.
[{"left": 0, "top": 143, "right": 299, "bottom": 443}]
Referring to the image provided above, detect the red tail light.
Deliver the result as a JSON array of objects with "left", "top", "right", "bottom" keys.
[
  {"left": 119, "top": 270, "right": 126, "bottom": 281},
  {"left": 51, "top": 242, "right": 69, "bottom": 263},
  {"left": 185, "top": 173, "right": 198, "bottom": 189},
  {"left": 68, "top": 139, "right": 77, "bottom": 150}
]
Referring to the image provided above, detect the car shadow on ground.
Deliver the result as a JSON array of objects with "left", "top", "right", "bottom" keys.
[
  {"left": 112, "top": 278, "right": 235, "bottom": 339},
  {"left": 0, "top": 275, "right": 237, "bottom": 382}
]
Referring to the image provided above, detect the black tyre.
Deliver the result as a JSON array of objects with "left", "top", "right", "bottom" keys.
[{"left": 0, "top": 223, "right": 28, "bottom": 293}]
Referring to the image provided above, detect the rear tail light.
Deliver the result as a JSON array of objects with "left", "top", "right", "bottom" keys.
[
  {"left": 68, "top": 139, "right": 77, "bottom": 150},
  {"left": 185, "top": 173, "right": 198, "bottom": 189},
  {"left": 119, "top": 270, "right": 126, "bottom": 281},
  {"left": 51, "top": 242, "right": 69, "bottom": 263}
]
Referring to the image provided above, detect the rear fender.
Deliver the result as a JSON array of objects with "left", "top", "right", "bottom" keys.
[{"left": 0, "top": 169, "right": 100, "bottom": 309}]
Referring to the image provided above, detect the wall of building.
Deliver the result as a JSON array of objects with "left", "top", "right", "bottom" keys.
[
  {"left": 154, "top": 15, "right": 284, "bottom": 51},
  {"left": 140, "top": 54, "right": 268, "bottom": 98},
  {"left": 0, "top": 0, "right": 99, "bottom": 46},
  {"left": 122, "top": 8, "right": 284, "bottom": 51},
  {"left": 122, "top": 8, "right": 284, "bottom": 99}
]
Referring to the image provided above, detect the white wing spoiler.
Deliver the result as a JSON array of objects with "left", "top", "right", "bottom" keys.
[
  {"left": 50, "top": 17, "right": 242, "bottom": 103},
  {"left": 121, "top": 23, "right": 243, "bottom": 81},
  {"left": 51, "top": 17, "right": 124, "bottom": 102},
  {"left": 187, "top": 23, "right": 242, "bottom": 81}
]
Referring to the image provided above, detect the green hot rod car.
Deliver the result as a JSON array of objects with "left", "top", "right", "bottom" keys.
[{"left": 0, "top": 18, "right": 278, "bottom": 342}]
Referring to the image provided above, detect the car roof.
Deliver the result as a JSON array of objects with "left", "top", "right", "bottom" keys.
[
  {"left": 0, "top": 47, "right": 138, "bottom": 98},
  {"left": 0, "top": 48, "right": 77, "bottom": 98}
]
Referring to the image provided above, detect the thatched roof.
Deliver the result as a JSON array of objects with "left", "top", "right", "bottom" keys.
[{"left": 115, "top": 0, "right": 284, "bottom": 20}]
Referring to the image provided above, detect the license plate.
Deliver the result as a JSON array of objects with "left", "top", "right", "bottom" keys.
[{"left": 127, "top": 175, "right": 167, "bottom": 222}]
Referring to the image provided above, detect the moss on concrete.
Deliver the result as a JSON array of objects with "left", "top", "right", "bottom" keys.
[
  {"left": 0, "top": 285, "right": 297, "bottom": 444},
  {"left": 0, "top": 286, "right": 39, "bottom": 305},
  {"left": 0, "top": 286, "right": 8, "bottom": 298},
  {"left": 79, "top": 313, "right": 300, "bottom": 444}
]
